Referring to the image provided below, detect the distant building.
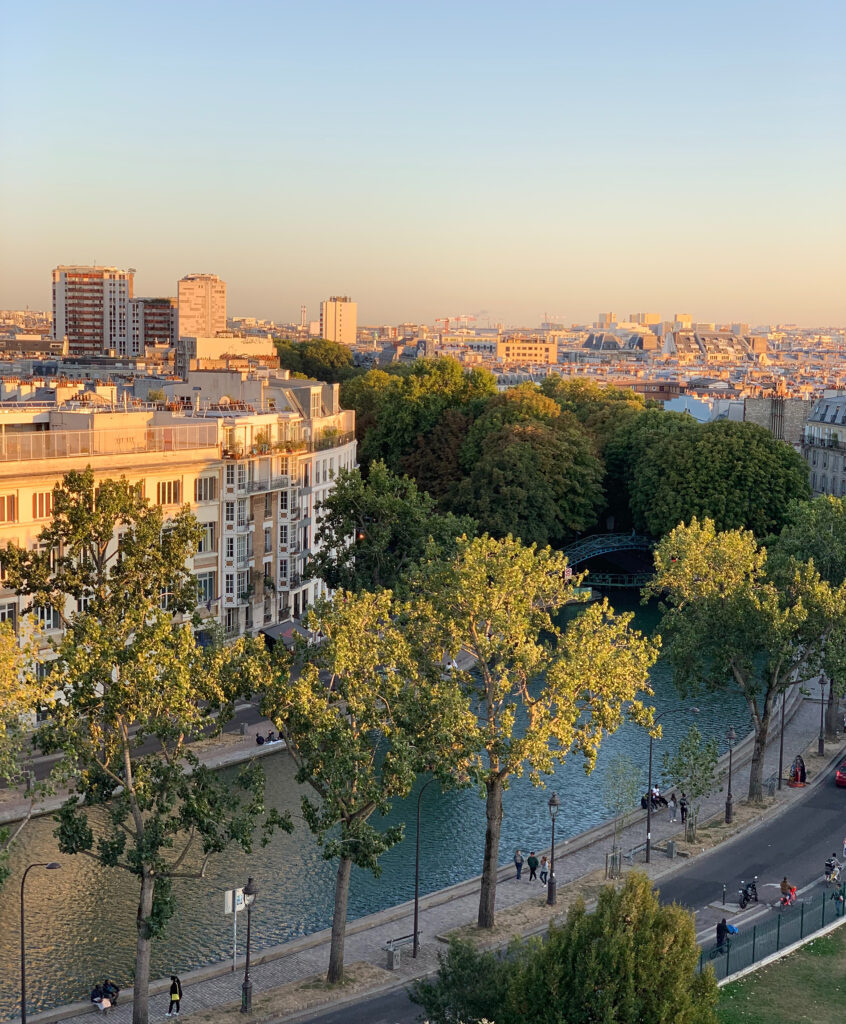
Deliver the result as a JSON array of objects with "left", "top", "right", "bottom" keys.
[
  {"left": 596, "top": 312, "right": 617, "bottom": 329},
  {"left": 128, "top": 297, "right": 176, "bottom": 355},
  {"left": 496, "top": 338, "right": 557, "bottom": 366},
  {"left": 52, "top": 265, "right": 134, "bottom": 356},
  {"left": 177, "top": 274, "right": 227, "bottom": 340},
  {"left": 630, "top": 312, "right": 661, "bottom": 326},
  {"left": 320, "top": 296, "right": 357, "bottom": 345},
  {"left": 803, "top": 393, "right": 846, "bottom": 496},
  {"left": 175, "top": 334, "right": 278, "bottom": 379}
]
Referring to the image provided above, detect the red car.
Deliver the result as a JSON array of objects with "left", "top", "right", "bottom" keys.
[{"left": 835, "top": 759, "right": 846, "bottom": 787}]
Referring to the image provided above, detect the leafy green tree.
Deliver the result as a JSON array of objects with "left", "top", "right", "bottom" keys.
[
  {"left": 770, "top": 496, "right": 846, "bottom": 586},
  {"left": 540, "top": 376, "right": 647, "bottom": 450},
  {"left": 263, "top": 589, "right": 474, "bottom": 983},
  {"left": 602, "top": 752, "right": 642, "bottom": 854},
  {"left": 413, "top": 872, "right": 718, "bottom": 1024},
  {"left": 661, "top": 725, "right": 721, "bottom": 841},
  {"left": 646, "top": 517, "right": 843, "bottom": 801},
  {"left": 309, "top": 461, "right": 476, "bottom": 594},
  {"left": 459, "top": 384, "right": 562, "bottom": 466},
  {"left": 399, "top": 407, "right": 473, "bottom": 505},
  {"left": 629, "top": 420, "right": 811, "bottom": 538},
  {"left": 274, "top": 337, "right": 362, "bottom": 383},
  {"left": 450, "top": 418, "right": 604, "bottom": 546},
  {"left": 415, "top": 535, "right": 659, "bottom": 928}
]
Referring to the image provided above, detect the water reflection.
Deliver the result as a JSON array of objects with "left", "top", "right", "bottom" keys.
[{"left": 0, "top": 595, "right": 748, "bottom": 1018}]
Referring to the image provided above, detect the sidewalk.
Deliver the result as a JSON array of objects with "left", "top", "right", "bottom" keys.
[{"left": 19, "top": 689, "right": 841, "bottom": 1024}]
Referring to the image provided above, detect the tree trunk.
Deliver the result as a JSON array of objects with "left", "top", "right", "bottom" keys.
[
  {"left": 826, "top": 683, "right": 840, "bottom": 740},
  {"left": 747, "top": 711, "right": 771, "bottom": 803},
  {"left": 132, "top": 872, "right": 155, "bottom": 1024},
  {"left": 327, "top": 855, "right": 352, "bottom": 984},
  {"left": 477, "top": 777, "right": 503, "bottom": 930}
]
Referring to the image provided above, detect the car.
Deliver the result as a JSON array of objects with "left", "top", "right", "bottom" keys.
[{"left": 835, "top": 758, "right": 846, "bottom": 787}]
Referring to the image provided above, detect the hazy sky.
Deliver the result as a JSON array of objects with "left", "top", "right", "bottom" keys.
[{"left": 1, "top": 1, "right": 844, "bottom": 327}]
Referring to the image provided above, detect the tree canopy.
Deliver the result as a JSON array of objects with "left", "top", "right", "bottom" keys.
[
  {"left": 274, "top": 337, "right": 362, "bottom": 383},
  {"left": 309, "top": 460, "right": 475, "bottom": 594},
  {"left": 414, "top": 535, "right": 658, "bottom": 928},
  {"left": 413, "top": 872, "right": 718, "bottom": 1024}
]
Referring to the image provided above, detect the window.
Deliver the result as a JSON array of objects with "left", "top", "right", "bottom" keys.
[
  {"left": 194, "top": 476, "right": 217, "bottom": 503},
  {"left": 280, "top": 491, "right": 288, "bottom": 513},
  {"left": 264, "top": 527, "right": 272, "bottom": 554},
  {"left": 237, "top": 571, "right": 250, "bottom": 599},
  {"left": 237, "top": 500, "right": 248, "bottom": 527},
  {"left": 0, "top": 602, "right": 16, "bottom": 627},
  {"left": 237, "top": 535, "right": 249, "bottom": 562},
  {"left": 225, "top": 572, "right": 235, "bottom": 597},
  {"left": 225, "top": 607, "right": 239, "bottom": 636},
  {"left": 156, "top": 480, "right": 181, "bottom": 506},
  {"left": 76, "top": 595, "right": 92, "bottom": 614},
  {"left": 197, "top": 522, "right": 217, "bottom": 553},
  {"left": 238, "top": 464, "right": 247, "bottom": 489},
  {"left": 225, "top": 536, "right": 235, "bottom": 559},
  {"left": 279, "top": 523, "right": 288, "bottom": 547},
  {"left": 0, "top": 495, "right": 17, "bottom": 523},
  {"left": 195, "top": 570, "right": 216, "bottom": 604},
  {"left": 264, "top": 492, "right": 272, "bottom": 519},
  {"left": 32, "top": 492, "right": 53, "bottom": 520},
  {"left": 279, "top": 558, "right": 288, "bottom": 581},
  {"left": 226, "top": 464, "right": 236, "bottom": 487},
  {"left": 34, "top": 604, "right": 60, "bottom": 630},
  {"left": 225, "top": 501, "right": 235, "bottom": 525},
  {"left": 311, "top": 392, "right": 321, "bottom": 418},
  {"left": 245, "top": 605, "right": 253, "bottom": 630},
  {"left": 278, "top": 457, "right": 289, "bottom": 478}
]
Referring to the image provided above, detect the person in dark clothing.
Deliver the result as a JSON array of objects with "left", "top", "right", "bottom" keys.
[
  {"left": 514, "top": 849, "right": 524, "bottom": 880},
  {"left": 716, "top": 919, "right": 729, "bottom": 953},
  {"left": 166, "top": 976, "right": 182, "bottom": 1017},
  {"left": 102, "top": 980, "right": 119, "bottom": 1005},
  {"left": 679, "top": 793, "right": 689, "bottom": 824},
  {"left": 527, "top": 852, "right": 539, "bottom": 881}
]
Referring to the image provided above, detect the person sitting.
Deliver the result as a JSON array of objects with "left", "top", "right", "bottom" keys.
[
  {"left": 102, "top": 980, "right": 119, "bottom": 1005},
  {"left": 90, "top": 985, "right": 103, "bottom": 1005},
  {"left": 90, "top": 985, "right": 110, "bottom": 1013},
  {"left": 266, "top": 730, "right": 275, "bottom": 743},
  {"left": 255, "top": 733, "right": 265, "bottom": 746},
  {"left": 641, "top": 793, "right": 649, "bottom": 810}
]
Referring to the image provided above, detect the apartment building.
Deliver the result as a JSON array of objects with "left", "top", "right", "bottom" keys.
[
  {"left": 128, "top": 296, "right": 177, "bottom": 355},
  {"left": 0, "top": 383, "right": 356, "bottom": 652},
  {"left": 802, "top": 392, "right": 846, "bottom": 497},
  {"left": 177, "top": 274, "right": 227, "bottom": 340},
  {"left": 319, "top": 296, "right": 357, "bottom": 345},
  {"left": 495, "top": 338, "right": 557, "bottom": 366},
  {"left": 52, "top": 266, "right": 134, "bottom": 357}
]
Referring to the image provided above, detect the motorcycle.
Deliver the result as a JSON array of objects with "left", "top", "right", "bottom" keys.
[
  {"left": 779, "top": 885, "right": 798, "bottom": 908},
  {"left": 737, "top": 876, "right": 759, "bottom": 910}
]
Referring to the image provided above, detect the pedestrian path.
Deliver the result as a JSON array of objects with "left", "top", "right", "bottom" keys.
[{"left": 28, "top": 691, "right": 840, "bottom": 1024}]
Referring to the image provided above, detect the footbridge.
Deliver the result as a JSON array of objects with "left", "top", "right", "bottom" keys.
[{"left": 562, "top": 533, "right": 655, "bottom": 589}]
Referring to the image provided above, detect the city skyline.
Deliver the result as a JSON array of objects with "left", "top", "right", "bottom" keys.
[{"left": 1, "top": 1, "right": 844, "bottom": 326}]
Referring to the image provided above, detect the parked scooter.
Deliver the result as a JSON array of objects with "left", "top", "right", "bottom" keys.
[{"left": 737, "top": 876, "right": 759, "bottom": 910}]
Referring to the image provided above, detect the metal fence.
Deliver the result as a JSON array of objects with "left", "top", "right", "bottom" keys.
[
  {"left": 699, "top": 888, "right": 846, "bottom": 981},
  {"left": 0, "top": 422, "right": 219, "bottom": 461}
]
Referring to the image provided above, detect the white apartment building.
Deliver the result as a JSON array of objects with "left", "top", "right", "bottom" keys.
[
  {"left": 319, "top": 296, "right": 357, "bottom": 345},
  {"left": 0, "top": 382, "right": 356, "bottom": 652},
  {"left": 803, "top": 392, "right": 846, "bottom": 497},
  {"left": 177, "top": 274, "right": 227, "bottom": 340},
  {"left": 52, "top": 266, "right": 134, "bottom": 357}
]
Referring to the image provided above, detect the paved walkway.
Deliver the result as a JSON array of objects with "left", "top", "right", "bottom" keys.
[{"left": 25, "top": 689, "right": 840, "bottom": 1024}]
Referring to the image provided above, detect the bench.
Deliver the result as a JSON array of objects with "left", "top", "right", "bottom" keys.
[
  {"left": 625, "top": 842, "right": 648, "bottom": 864},
  {"left": 382, "top": 932, "right": 417, "bottom": 969}
]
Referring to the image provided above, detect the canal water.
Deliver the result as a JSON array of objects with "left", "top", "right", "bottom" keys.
[{"left": 0, "top": 595, "right": 749, "bottom": 1019}]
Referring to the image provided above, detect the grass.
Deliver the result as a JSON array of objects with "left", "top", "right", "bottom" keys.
[{"left": 717, "top": 921, "right": 846, "bottom": 1024}]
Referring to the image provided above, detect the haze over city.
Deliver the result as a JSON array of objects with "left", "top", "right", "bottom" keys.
[{"left": 1, "top": 0, "right": 844, "bottom": 326}]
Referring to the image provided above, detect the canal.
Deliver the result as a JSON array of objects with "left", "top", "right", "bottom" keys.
[{"left": 0, "top": 594, "right": 749, "bottom": 1018}]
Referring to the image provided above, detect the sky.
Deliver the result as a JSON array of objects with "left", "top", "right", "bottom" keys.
[{"left": 1, "top": 0, "right": 844, "bottom": 327}]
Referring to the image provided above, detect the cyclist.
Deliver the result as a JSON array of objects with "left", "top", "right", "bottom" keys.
[
  {"left": 780, "top": 876, "right": 792, "bottom": 897},
  {"left": 825, "top": 853, "right": 841, "bottom": 884}
]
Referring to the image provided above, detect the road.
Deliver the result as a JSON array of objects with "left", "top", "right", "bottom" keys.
[{"left": 298, "top": 763, "right": 846, "bottom": 1024}]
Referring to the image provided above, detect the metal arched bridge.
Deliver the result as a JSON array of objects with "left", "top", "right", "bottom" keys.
[{"left": 562, "top": 533, "right": 655, "bottom": 589}]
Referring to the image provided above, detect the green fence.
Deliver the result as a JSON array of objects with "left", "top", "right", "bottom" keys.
[{"left": 699, "top": 888, "right": 846, "bottom": 981}]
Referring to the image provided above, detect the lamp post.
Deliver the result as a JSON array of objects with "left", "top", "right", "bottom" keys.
[
  {"left": 547, "top": 792, "right": 561, "bottom": 906},
  {"left": 778, "top": 688, "right": 787, "bottom": 791},
  {"left": 20, "top": 862, "right": 61, "bottom": 1024},
  {"left": 413, "top": 777, "right": 438, "bottom": 958},
  {"left": 240, "top": 877, "right": 257, "bottom": 1013},
  {"left": 725, "top": 726, "right": 737, "bottom": 824},
  {"left": 646, "top": 707, "right": 698, "bottom": 863},
  {"left": 819, "top": 675, "right": 827, "bottom": 757}
]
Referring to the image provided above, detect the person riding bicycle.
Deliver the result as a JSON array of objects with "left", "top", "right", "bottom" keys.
[
  {"left": 826, "top": 853, "right": 841, "bottom": 883},
  {"left": 781, "top": 876, "right": 792, "bottom": 897}
]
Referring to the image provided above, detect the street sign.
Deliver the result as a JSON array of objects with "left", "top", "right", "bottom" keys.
[{"left": 224, "top": 887, "right": 245, "bottom": 915}]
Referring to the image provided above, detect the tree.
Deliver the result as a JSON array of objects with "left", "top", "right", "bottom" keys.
[
  {"left": 450, "top": 418, "right": 605, "bottom": 546},
  {"left": 308, "top": 461, "right": 476, "bottom": 595},
  {"left": 770, "top": 496, "right": 846, "bottom": 586},
  {"left": 602, "top": 752, "right": 642, "bottom": 854},
  {"left": 661, "top": 725, "right": 721, "bottom": 841},
  {"left": 399, "top": 407, "right": 473, "bottom": 506},
  {"left": 629, "top": 420, "right": 811, "bottom": 538},
  {"left": 540, "top": 376, "right": 647, "bottom": 450},
  {"left": 274, "top": 338, "right": 362, "bottom": 383},
  {"left": 646, "top": 518, "right": 843, "bottom": 801},
  {"left": 0, "top": 623, "right": 52, "bottom": 887},
  {"left": 414, "top": 535, "right": 659, "bottom": 929},
  {"left": 262, "top": 589, "right": 474, "bottom": 983},
  {"left": 412, "top": 872, "right": 718, "bottom": 1024}
]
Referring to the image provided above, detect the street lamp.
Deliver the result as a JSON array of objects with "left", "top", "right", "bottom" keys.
[
  {"left": 819, "top": 675, "right": 827, "bottom": 757},
  {"left": 646, "top": 707, "right": 698, "bottom": 863},
  {"left": 778, "top": 687, "right": 788, "bottom": 791},
  {"left": 547, "top": 792, "right": 561, "bottom": 906},
  {"left": 413, "top": 777, "right": 438, "bottom": 958},
  {"left": 20, "top": 862, "right": 61, "bottom": 1024},
  {"left": 240, "top": 877, "right": 257, "bottom": 1013},
  {"left": 725, "top": 726, "right": 737, "bottom": 824}
]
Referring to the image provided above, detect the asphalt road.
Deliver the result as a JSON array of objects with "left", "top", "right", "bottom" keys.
[{"left": 299, "top": 762, "right": 846, "bottom": 1024}]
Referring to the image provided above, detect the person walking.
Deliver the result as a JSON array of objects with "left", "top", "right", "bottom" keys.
[
  {"left": 166, "top": 976, "right": 182, "bottom": 1018},
  {"left": 668, "top": 792, "right": 677, "bottom": 823},
  {"left": 527, "top": 851, "right": 539, "bottom": 881},
  {"left": 679, "top": 793, "right": 689, "bottom": 824},
  {"left": 514, "top": 849, "right": 524, "bottom": 880},
  {"left": 539, "top": 855, "right": 548, "bottom": 884}
]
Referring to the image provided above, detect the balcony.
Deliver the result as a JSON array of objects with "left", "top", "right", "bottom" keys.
[
  {"left": 0, "top": 422, "right": 219, "bottom": 462},
  {"left": 804, "top": 435, "right": 845, "bottom": 450},
  {"left": 248, "top": 475, "right": 290, "bottom": 494},
  {"left": 235, "top": 517, "right": 255, "bottom": 534}
]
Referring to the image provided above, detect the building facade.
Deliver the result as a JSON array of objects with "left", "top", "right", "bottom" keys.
[
  {"left": 802, "top": 392, "right": 846, "bottom": 497},
  {"left": 177, "top": 274, "right": 227, "bottom": 340},
  {"left": 52, "top": 266, "right": 134, "bottom": 357},
  {"left": 319, "top": 296, "right": 357, "bottom": 345},
  {"left": 128, "top": 297, "right": 177, "bottom": 355},
  {"left": 0, "top": 384, "right": 356, "bottom": 654}
]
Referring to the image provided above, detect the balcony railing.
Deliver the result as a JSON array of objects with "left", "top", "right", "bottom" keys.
[
  {"left": 247, "top": 475, "right": 290, "bottom": 493},
  {"left": 0, "top": 422, "right": 219, "bottom": 462},
  {"left": 804, "top": 435, "right": 846, "bottom": 450}
]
